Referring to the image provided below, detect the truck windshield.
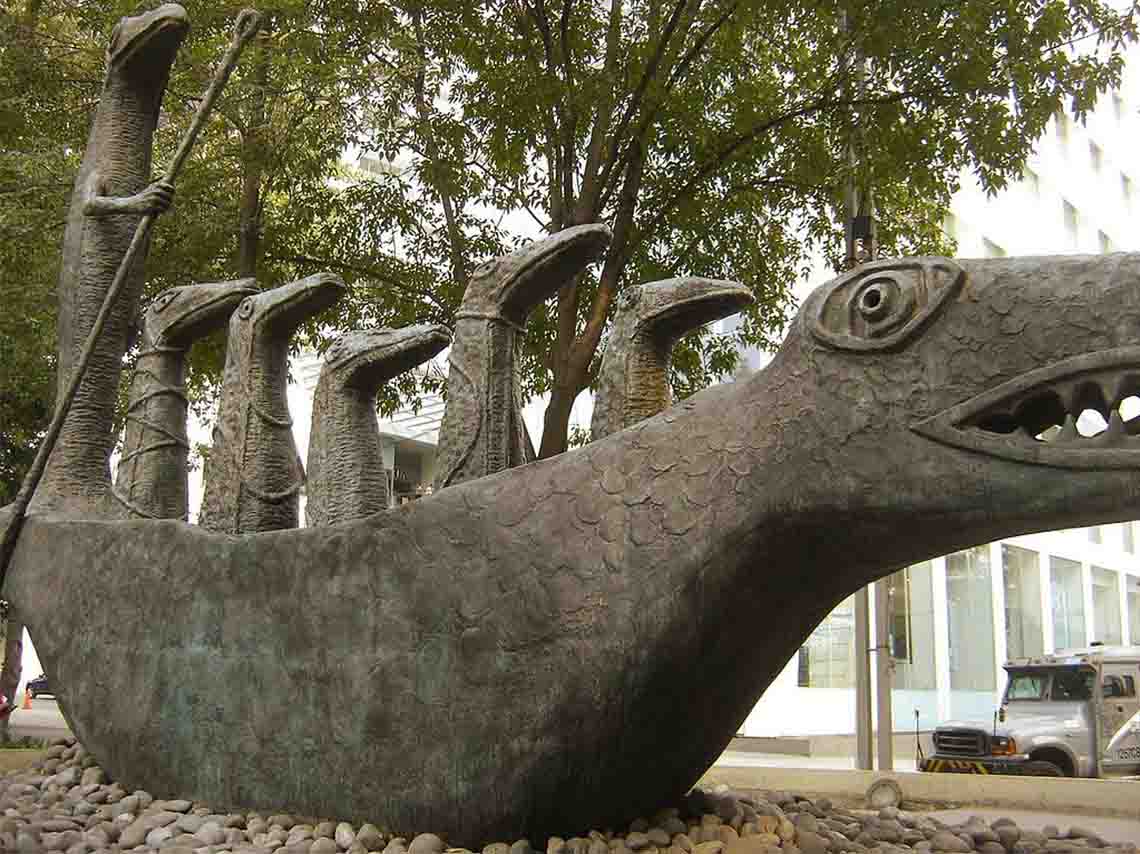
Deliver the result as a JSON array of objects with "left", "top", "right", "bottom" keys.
[
  {"left": 1050, "top": 668, "right": 1094, "bottom": 701},
  {"left": 1005, "top": 671, "right": 1048, "bottom": 700}
]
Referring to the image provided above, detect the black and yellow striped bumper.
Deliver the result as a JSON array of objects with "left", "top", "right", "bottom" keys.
[{"left": 920, "top": 758, "right": 992, "bottom": 774}]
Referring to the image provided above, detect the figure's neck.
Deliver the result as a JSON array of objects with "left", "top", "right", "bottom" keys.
[
  {"left": 307, "top": 384, "right": 388, "bottom": 526},
  {"left": 113, "top": 345, "right": 190, "bottom": 520}
]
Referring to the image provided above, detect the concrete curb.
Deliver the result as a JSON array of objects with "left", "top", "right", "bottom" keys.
[{"left": 701, "top": 766, "right": 1140, "bottom": 818}]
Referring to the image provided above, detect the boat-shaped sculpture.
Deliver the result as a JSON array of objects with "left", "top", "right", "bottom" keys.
[{"left": 8, "top": 251, "right": 1140, "bottom": 842}]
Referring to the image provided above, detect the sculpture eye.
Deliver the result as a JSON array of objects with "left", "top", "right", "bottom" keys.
[
  {"left": 806, "top": 258, "right": 964, "bottom": 352},
  {"left": 238, "top": 297, "right": 255, "bottom": 319},
  {"left": 151, "top": 290, "right": 178, "bottom": 313},
  {"left": 473, "top": 259, "right": 497, "bottom": 278}
]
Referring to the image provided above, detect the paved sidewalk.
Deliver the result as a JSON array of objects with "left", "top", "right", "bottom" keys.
[
  {"left": 6, "top": 698, "right": 70, "bottom": 741},
  {"left": 925, "top": 809, "right": 1140, "bottom": 846}
]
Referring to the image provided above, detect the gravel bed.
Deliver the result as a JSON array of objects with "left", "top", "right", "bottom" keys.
[{"left": 2, "top": 738, "right": 1135, "bottom": 854}]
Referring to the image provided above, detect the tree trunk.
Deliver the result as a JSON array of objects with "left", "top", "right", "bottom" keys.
[
  {"left": 538, "top": 382, "right": 581, "bottom": 459},
  {"left": 0, "top": 611, "right": 24, "bottom": 743}
]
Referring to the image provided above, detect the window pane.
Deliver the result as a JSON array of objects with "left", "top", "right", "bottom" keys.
[
  {"left": 1005, "top": 672, "right": 1047, "bottom": 700},
  {"left": 1003, "top": 545, "right": 1044, "bottom": 659},
  {"left": 889, "top": 563, "right": 936, "bottom": 691},
  {"left": 1128, "top": 576, "right": 1140, "bottom": 644},
  {"left": 1092, "top": 567, "right": 1122, "bottom": 646},
  {"left": 798, "top": 595, "right": 855, "bottom": 688},
  {"left": 1051, "top": 556, "right": 1086, "bottom": 650},
  {"left": 947, "top": 547, "right": 996, "bottom": 715}
]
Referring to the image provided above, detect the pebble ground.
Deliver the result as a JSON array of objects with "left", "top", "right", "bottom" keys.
[{"left": 2, "top": 738, "right": 1135, "bottom": 854}]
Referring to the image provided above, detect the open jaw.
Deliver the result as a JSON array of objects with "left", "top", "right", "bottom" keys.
[{"left": 912, "top": 346, "right": 1140, "bottom": 469}]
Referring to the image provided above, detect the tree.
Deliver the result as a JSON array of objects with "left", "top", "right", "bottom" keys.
[
  {"left": 359, "top": 0, "right": 1137, "bottom": 455},
  {"left": 1, "top": 0, "right": 1136, "bottom": 470}
]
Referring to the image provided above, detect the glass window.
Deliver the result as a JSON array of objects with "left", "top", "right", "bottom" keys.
[
  {"left": 1051, "top": 668, "right": 1094, "bottom": 701},
  {"left": 1005, "top": 671, "right": 1048, "bottom": 700},
  {"left": 1092, "top": 566, "right": 1122, "bottom": 646},
  {"left": 797, "top": 595, "right": 855, "bottom": 688},
  {"left": 1056, "top": 111, "right": 1072, "bottom": 146},
  {"left": 943, "top": 213, "right": 958, "bottom": 241},
  {"left": 1051, "top": 556, "right": 1086, "bottom": 650},
  {"left": 1128, "top": 576, "right": 1140, "bottom": 643},
  {"left": 1123, "top": 676, "right": 1136, "bottom": 697},
  {"left": 1089, "top": 526, "right": 1103, "bottom": 544},
  {"left": 1063, "top": 200, "right": 1079, "bottom": 247},
  {"left": 947, "top": 547, "right": 996, "bottom": 692},
  {"left": 1022, "top": 167, "right": 1040, "bottom": 196},
  {"left": 1003, "top": 545, "right": 1044, "bottom": 659},
  {"left": 888, "top": 562, "right": 936, "bottom": 690},
  {"left": 1124, "top": 522, "right": 1135, "bottom": 554}
]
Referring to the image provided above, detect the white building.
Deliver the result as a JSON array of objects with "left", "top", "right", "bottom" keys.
[{"left": 740, "top": 57, "right": 1140, "bottom": 742}]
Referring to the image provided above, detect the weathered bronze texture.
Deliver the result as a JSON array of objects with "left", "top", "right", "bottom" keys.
[
  {"left": 198, "top": 273, "right": 345, "bottom": 533},
  {"left": 10, "top": 247, "right": 1140, "bottom": 843},
  {"left": 306, "top": 325, "right": 451, "bottom": 527},
  {"left": 113, "top": 280, "right": 256, "bottom": 520},
  {"left": 433, "top": 224, "right": 612, "bottom": 489},
  {"left": 34, "top": 4, "right": 188, "bottom": 516},
  {"left": 591, "top": 277, "right": 753, "bottom": 439}
]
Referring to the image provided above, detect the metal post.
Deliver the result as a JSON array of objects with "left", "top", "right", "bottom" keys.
[
  {"left": 874, "top": 580, "right": 894, "bottom": 771},
  {"left": 841, "top": 3, "right": 875, "bottom": 772},
  {"left": 854, "top": 588, "right": 873, "bottom": 769}
]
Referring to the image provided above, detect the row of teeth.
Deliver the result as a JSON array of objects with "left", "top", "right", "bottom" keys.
[{"left": 968, "top": 376, "right": 1140, "bottom": 444}]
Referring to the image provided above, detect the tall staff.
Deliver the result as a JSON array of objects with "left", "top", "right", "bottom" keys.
[{"left": 0, "top": 9, "right": 264, "bottom": 587}]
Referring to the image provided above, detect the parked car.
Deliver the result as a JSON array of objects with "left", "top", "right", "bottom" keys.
[
  {"left": 26, "top": 673, "right": 51, "bottom": 699},
  {"left": 921, "top": 645, "right": 1140, "bottom": 778}
]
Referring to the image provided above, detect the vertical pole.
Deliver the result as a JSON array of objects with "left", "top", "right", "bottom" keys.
[
  {"left": 842, "top": 2, "right": 875, "bottom": 772},
  {"left": 855, "top": 589, "right": 873, "bottom": 769},
  {"left": 874, "top": 580, "right": 894, "bottom": 770}
]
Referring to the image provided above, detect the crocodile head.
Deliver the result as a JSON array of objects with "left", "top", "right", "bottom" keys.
[
  {"left": 779, "top": 253, "right": 1140, "bottom": 575},
  {"left": 106, "top": 4, "right": 188, "bottom": 93},
  {"left": 233, "top": 273, "right": 346, "bottom": 351},
  {"left": 462, "top": 224, "right": 612, "bottom": 326},
  {"left": 322, "top": 324, "right": 452, "bottom": 392},
  {"left": 141, "top": 279, "right": 257, "bottom": 350}
]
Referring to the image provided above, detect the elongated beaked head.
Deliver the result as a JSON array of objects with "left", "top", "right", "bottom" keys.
[
  {"left": 592, "top": 277, "right": 753, "bottom": 438},
  {"left": 107, "top": 4, "right": 188, "bottom": 75},
  {"left": 321, "top": 324, "right": 452, "bottom": 393},
  {"left": 141, "top": 279, "right": 257, "bottom": 350},
  {"left": 461, "top": 224, "right": 612, "bottom": 326},
  {"left": 232, "top": 273, "right": 346, "bottom": 346}
]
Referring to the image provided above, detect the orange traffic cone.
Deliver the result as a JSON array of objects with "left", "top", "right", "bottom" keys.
[{"left": 22, "top": 689, "right": 32, "bottom": 709}]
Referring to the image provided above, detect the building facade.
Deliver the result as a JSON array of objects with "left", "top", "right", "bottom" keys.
[{"left": 741, "top": 55, "right": 1140, "bottom": 739}]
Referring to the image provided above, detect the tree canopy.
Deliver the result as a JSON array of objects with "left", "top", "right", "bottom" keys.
[{"left": 1, "top": 0, "right": 1136, "bottom": 479}]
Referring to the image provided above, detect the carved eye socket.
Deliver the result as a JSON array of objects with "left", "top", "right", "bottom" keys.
[
  {"left": 473, "top": 259, "right": 497, "bottom": 278},
  {"left": 237, "top": 297, "right": 255, "bottom": 319},
  {"left": 806, "top": 258, "right": 964, "bottom": 352},
  {"left": 151, "top": 290, "right": 178, "bottom": 313}
]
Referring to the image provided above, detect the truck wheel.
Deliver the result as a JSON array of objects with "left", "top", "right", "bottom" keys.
[{"left": 1023, "top": 760, "right": 1064, "bottom": 777}]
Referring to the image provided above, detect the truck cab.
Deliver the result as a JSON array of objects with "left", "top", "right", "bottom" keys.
[{"left": 921, "top": 646, "right": 1140, "bottom": 778}]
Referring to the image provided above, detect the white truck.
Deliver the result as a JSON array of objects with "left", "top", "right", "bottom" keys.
[{"left": 920, "top": 645, "right": 1140, "bottom": 778}]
